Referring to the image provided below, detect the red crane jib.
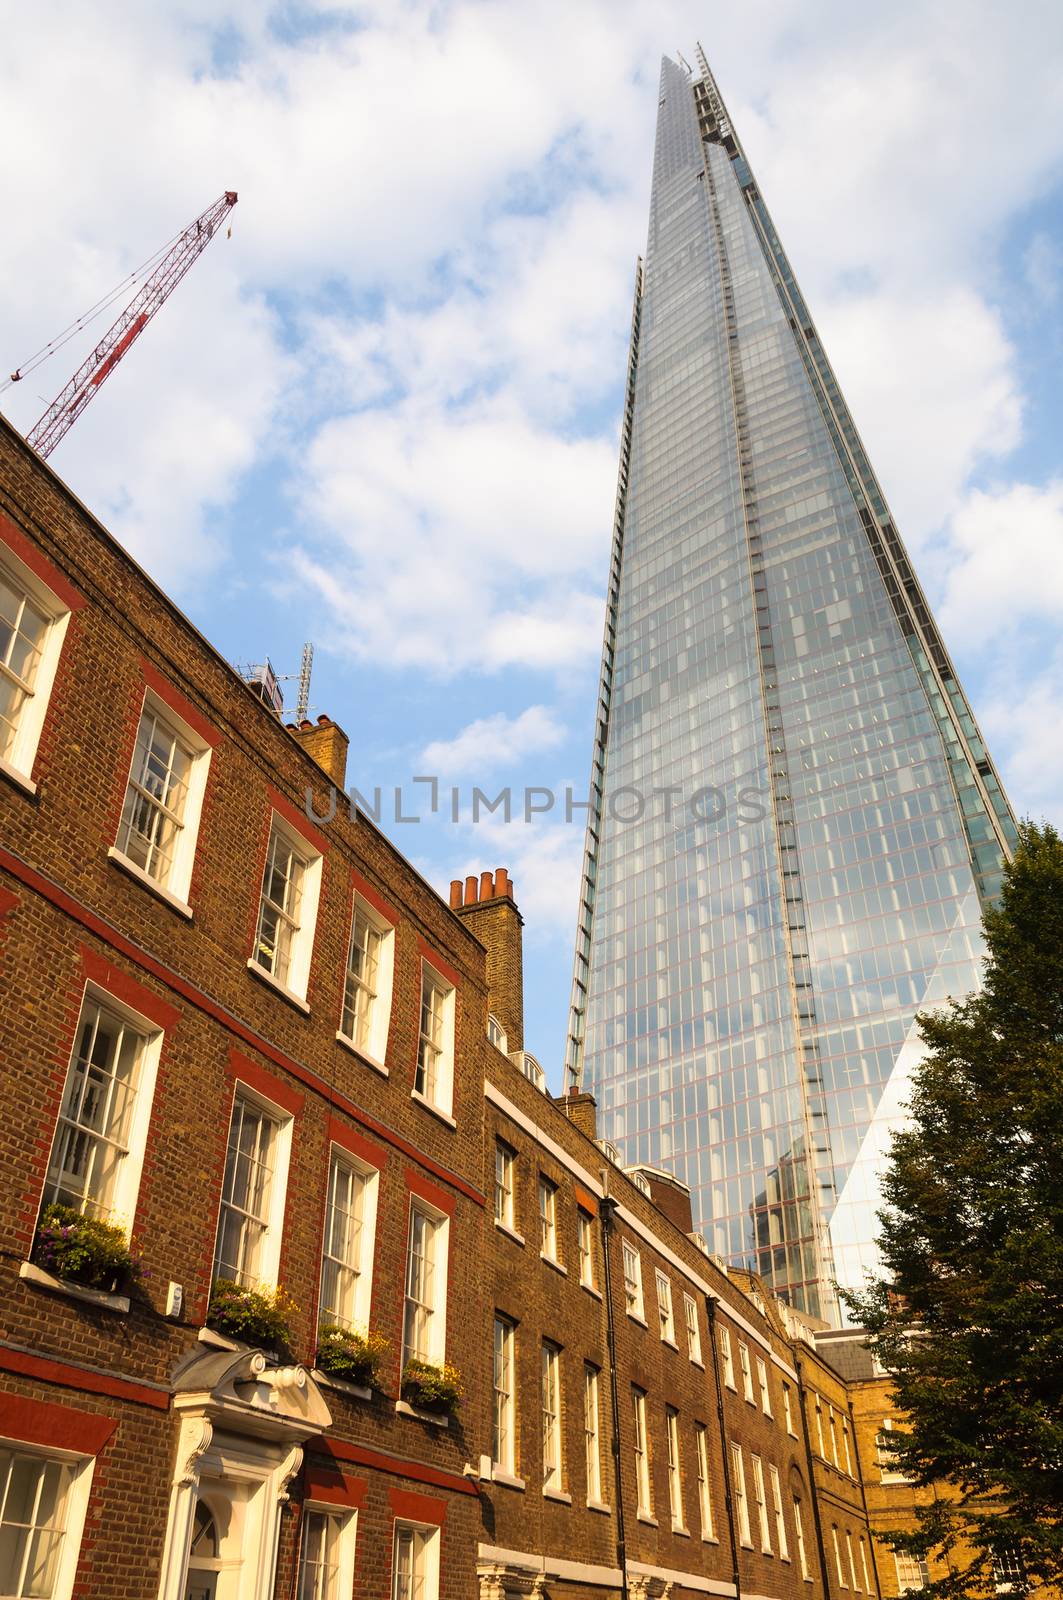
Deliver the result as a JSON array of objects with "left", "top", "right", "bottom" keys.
[{"left": 27, "top": 190, "right": 238, "bottom": 459}]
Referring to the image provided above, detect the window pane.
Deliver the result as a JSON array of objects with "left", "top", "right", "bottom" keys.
[
  {"left": 214, "top": 1097, "right": 278, "bottom": 1287},
  {"left": 320, "top": 1156, "right": 369, "bottom": 1329},
  {"left": 0, "top": 1450, "right": 75, "bottom": 1600},
  {"left": 116, "top": 708, "right": 192, "bottom": 884},
  {"left": 45, "top": 1000, "right": 146, "bottom": 1220}
]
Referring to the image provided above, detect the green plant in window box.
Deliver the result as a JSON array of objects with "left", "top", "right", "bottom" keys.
[
  {"left": 207, "top": 1279, "right": 297, "bottom": 1354},
  {"left": 32, "top": 1204, "right": 142, "bottom": 1293},
  {"left": 315, "top": 1325, "right": 389, "bottom": 1388},
  {"left": 400, "top": 1358, "right": 464, "bottom": 1416}
]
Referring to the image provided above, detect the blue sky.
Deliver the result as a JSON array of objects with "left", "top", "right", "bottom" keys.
[{"left": 3, "top": 1, "right": 1063, "bottom": 1084}]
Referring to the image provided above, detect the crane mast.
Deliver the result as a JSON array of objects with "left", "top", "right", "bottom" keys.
[{"left": 22, "top": 190, "right": 238, "bottom": 460}]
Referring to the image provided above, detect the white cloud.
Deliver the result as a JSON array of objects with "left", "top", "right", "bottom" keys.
[
  {"left": 818, "top": 287, "right": 1022, "bottom": 545},
  {"left": 437, "top": 809, "right": 585, "bottom": 937},
  {"left": 937, "top": 480, "right": 1063, "bottom": 651},
  {"left": 981, "top": 645, "right": 1063, "bottom": 825},
  {"left": 420, "top": 706, "right": 566, "bottom": 773}
]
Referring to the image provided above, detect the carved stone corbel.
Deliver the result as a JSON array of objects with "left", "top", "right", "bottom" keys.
[{"left": 175, "top": 1417, "right": 213, "bottom": 1489}]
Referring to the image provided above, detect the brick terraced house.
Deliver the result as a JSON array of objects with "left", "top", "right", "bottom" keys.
[{"left": 0, "top": 409, "right": 926, "bottom": 1599}]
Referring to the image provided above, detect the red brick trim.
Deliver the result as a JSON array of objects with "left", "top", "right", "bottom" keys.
[
  {"left": 141, "top": 660, "right": 221, "bottom": 748},
  {"left": 416, "top": 939, "right": 460, "bottom": 990},
  {"left": 303, "top": 1464, "right": 368, "bottom": 1510},
  {"left": 328, "top": 1117, "right": 387, "bottom": 1170},
  {"left": 268, "top": 786, "right": 329, "bottom": 857},
  {"left": 0, "top": 887, "right": 19, "bottom": 918},
  {"left": 575, "top": 1184, "right": 599, "bottom": 1216},
  {"left": 0, "top": 1392, "right": 117, "bottom": 1455},
  {"left": 348, "top": 867, "right": 397, "bottom": 927},
  {"left": 0, "top": 512, "right": 86, "bottom": 611},
  {"left": 80, "top": 946, "right": 181, "bottom": 1031},
  {"left": 405, "top": 1169, "right": 457, "bottom": 1218},
  {"left": 0, "top": 846, "right": 486, "bottom": 1207},
  {"left": 389, "top": 1487, "right": 447, "bottom": 1525},
  {"left": 313, "top": 1439, "right": 476, "bottom": 1497},
  {"left": 0, "top": 1345, "right": 169, "bottom": 1411},
  {"left": 226, "top": 1048, "right": 303, "bottom": 1117}
]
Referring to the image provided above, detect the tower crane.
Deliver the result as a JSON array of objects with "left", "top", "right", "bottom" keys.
[{"left": 5, "top": 191, "right": 238, "bottom": 460}]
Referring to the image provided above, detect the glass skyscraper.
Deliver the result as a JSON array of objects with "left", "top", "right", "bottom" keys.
[{"left": 567, "top": 49, "right": 1017, "bottom": 1322}]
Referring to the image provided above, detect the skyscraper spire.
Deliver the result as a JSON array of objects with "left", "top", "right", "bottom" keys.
[{"left": 568, "top": 50, "right": 1016, "bottom": 1322}]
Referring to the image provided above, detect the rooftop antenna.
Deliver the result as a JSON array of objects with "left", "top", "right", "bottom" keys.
[{"left": 295, "top": 642, "right": 314, "bottom": 722}]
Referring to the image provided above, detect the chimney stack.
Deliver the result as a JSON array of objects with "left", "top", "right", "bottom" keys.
[
  {"left": 290, "top": 714, "right": 349, "bottom": 789},
  {"left": 558, "top": 1091, "right": 598, "bottom": 1142},
  {"left": 451, "top": 868, "right": 524, "bottom": 1053}
]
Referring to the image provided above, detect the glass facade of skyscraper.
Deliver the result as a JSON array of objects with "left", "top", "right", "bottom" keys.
[{"left": 567, "top": 53, "right": 1016, "bottom": 1322}]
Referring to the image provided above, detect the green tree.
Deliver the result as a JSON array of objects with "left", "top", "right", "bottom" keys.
[{"left": 845, "top": 822, "right": 1063, "bottom": 1597}]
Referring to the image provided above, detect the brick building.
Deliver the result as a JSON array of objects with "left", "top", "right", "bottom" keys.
[{"left": 0, "top": 408, "right": 967, "bottom": 1600}]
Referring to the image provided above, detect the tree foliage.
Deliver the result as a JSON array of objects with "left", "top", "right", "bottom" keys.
[{"left": 845, "top": 822, "right": 1063, "bottom": 1596}]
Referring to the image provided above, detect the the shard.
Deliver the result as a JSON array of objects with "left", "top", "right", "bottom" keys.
[{"left": 566, "top": 49, "right": 1017, "bottom": 1322}]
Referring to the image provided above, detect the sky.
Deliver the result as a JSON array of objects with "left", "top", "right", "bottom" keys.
[{"left": 2, "top": 1, "right": 1062, "bottom": 1084}]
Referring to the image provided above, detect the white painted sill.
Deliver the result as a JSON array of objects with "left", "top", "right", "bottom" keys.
[
  {"left": 587, "top": 1499, "right": 612, "bottom": 1515},
  {"left": 494, "top": 1220, "right": 526, "bottom": 1247},
  {"left": 107, "top": 847, "right": 193, "bottom": 920},
  {"left": 20, "top": 1260, "right": 129, "bottom": 1314},
  {"left": 410, "top": 1090, "right": 457, "bottom": 1129},
  {"left": 395, "top": 1399, "right": 450, "bottom": 1428},
  {"left": 312, "top": 1368, "right": 372, "bottom": 1402},
  {"left": 690, "top": 1356, "right": 706, "bottom": 1369},
  {"left": 246, "top": 958, "right": 311, "bottom": 1014},
  {"left": 661, "top": 1335, "right": 680, "bottom": 1350},
  {"left": 637, "top": 1512, "right": 659, "bottom": 1527},
  {"left": 0, "top": 755, "right": 36, "bottom": 797},
  {"left": 334, "top": 1032, "right": 389, "bottom": 1076},
  {"left": 627, "top": 1310, "right": 649, "bottom": 1328},
  {"left": 701, "top": 1533, "right": 721, "bottom": 1545},
  {"left": 491, "top": 1470, "right": 526, "bottom": 1492},
  {"left": 580, "top": 1282, "right": 603, "bottom": 1300},
  {"left": 673, "top": 1524, "right": 691, "bottom": 1538},
  {"left": 198, "top": 1326, "right": 241, "bottom": 1352},
  {"left": 543, "top": 1487, "right": 572, "bottom": 1504},
  {"left": 540, "top": 1253, "right": 567, "bottom": 1276}
]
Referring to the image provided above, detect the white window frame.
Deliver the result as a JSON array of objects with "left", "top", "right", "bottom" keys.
[
  {"left": 577, "top": 1208, "right": 596, "bottom": 1290},
  {"left": 829, "top": 1405, "right": 841, "bottom": 1468},
  {"left": 338, "top": 894, "right": 394, "bottom": 1070},
  {"left": 718, "top": 1325, "right": 736, "bottom": 1389},
  {"left": 833, "top": 1525, "right": 848, "bottom": 1589},
  {"left": 392, "top": 1521, "right": 440, "bottom": 1600},
  {"left": 656, "top": 1271, "right": 676, "bottom": 1345},
  {"left": 633, "top": 1388, "right": 652, "bottom": 1518},
  {"left": 0, "top": 544, "right": 71, "bottom": 792},
  {"left": 860, "top": 1537, "right": 873, "bottom": 1595},
  {"left": 683, "top": 1293, "right": 702, "bottom": 1364},
  {"left": 756, "top": 1355, "right": 772, "bottom": 1416},
  {"left": 795, "top": 1498, "right": 812, "bottom": 1581},
  {"left": 769, "top": 1463, "right": 789, "bottom": 1560},
  {"left": 0, "top": 1439, "right": 95, "bottom": 1600},
  {"left": 541, "top": 1342, "right": 563, "bottom": 1493},
  {"left": 751, "top": 1454, "right": 772, "bottom": 1553},
  {"left": 494, "top": 1140, "right": 516, "bottom": 1232},
  {"left": 212, "top": 1086, "right": 293, "bottom": 1291},
  {"left": 847, "top": 1529, "right": 860, "bottom": 1592},
  {"left": 401, "top": 1200, "right": 449, "bottom": 1369},
  {"left": 110, "top": 690, "right": 211, "bottom": 911},
  {"left": 493, "top": 1316, "right": 516, "bottom": 1476},
  {"left": 738, "top": 1341, "right": 755, "bottom": 1404},
  {"left": 41, "top": 985, "right": 163, "bottom": 1237},
  {"left": 413, "top": 962, "right": 455, "bottom": 1119},
  {"left": 666, "top": 1407, "right": 684, "bottom": 1530},
  {"left": 317, "top": 1147, "right": 379, "bottom": 1335},
  {"left": 251, "top": 813, "right": 323, "bottom": 1004},
  {"left": 695, "top": 1424, "right": 715, "bottom": 1541},
  {"left": 730, "top": 1442, "right": 752, "bottom": 1548},
  {"left": 622, "top": 1241, "right": 644, "bottom": 1320},
  {"left": 842, "top": 1417, "right": 854, "bottom": 1477},
  {"left": 815, "top": 1399, "right": 827, "bottom": 1458},
  {"left": 876, "top": 1418, "right": 910, "bottom": 1483},
  {"left": 783, "top": 1383, "right": 797, "bottom": 1437},
  {"left": 894, "top": 1552, "right": 930, "bottom": 1593},
  {"left": 297, "top": 1503, "right": 358, "bottom": 1600},
  {"left": 538, "top": 1177, "right": 559, "bottom": 1262},
  {"left": 583, "top": 1364, "right": 603, "bottom": 1505}
]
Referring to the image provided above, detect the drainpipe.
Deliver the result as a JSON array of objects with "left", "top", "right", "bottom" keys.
[
  {"left": 599, "top": 1191, "right": 630, "bottom": 1600},
  {"left": 705, "top": 1296, "right": 741, "bottom": 1600},
  {"left": 796, "top": 1356, "right": 834, "bottom": 1600},
  {"left": 847, "top": 1397, "right": 883, "bottom": 1600}
]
